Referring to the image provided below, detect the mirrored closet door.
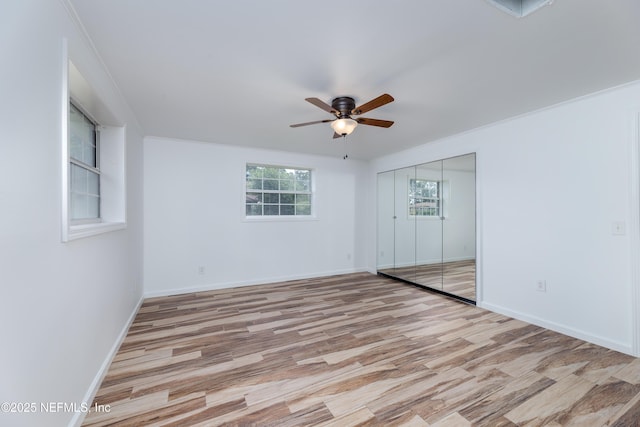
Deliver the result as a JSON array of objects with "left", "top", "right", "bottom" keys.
[
  {"left": 414, "top": 160, "right": 443, "bottom": 291},
  {"left": 377, "top": 153, "right": 476, "bottom": 304},
  {"left": 393, "top": 166, "right": 418, "bottom": 283}
]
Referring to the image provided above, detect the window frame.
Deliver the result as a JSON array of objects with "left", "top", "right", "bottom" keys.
[
  {"left": 69, "top": 101, "right": 101, "bottom": 225},
  {"left": 244, "top": 163, "right": 315, "bottom": 220},
  {"left": 61, "top": 40, "right": 127, "bottom": 242},
  {"left": 408, "top": 177, "right": 441, "bottom": 219}
]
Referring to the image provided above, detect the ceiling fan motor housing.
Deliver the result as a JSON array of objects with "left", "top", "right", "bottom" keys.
[{"left": 332, "top": 97, "right": 356, "bottom": 117}]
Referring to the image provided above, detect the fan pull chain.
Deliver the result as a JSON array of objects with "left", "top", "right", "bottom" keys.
[{"left": 342, "top": 134, "right": 348, "bottom": 159}]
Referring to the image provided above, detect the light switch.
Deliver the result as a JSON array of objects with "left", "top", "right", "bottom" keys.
[{"left": 612, "top": 221, "right": 626, "bottom": 236}]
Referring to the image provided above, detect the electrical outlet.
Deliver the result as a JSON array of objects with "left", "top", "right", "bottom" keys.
[
  {"left": 198, "top": 266, "right": 205, "bottom": 275},
  {"left": 536, "top": 279, "right": 546, "bottom": 292}
]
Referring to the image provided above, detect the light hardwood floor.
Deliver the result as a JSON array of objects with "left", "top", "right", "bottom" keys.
[
  {"left": 83, "top": 273, "right": 640, "bottom": 426},
  {"left": 379, "top": 259, "right": 476, "bottom": 302}
]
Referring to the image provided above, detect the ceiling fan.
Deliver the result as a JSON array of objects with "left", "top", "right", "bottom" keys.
[{"left": 290, "top": 94, "right": 394, "bottom": 138}]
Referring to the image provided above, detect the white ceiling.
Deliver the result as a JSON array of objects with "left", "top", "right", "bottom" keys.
[{"left": 69, "top": 0, "right": 640, "bottom": 160}]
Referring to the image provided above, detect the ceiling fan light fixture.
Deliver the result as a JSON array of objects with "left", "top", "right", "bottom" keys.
[{"left": 331, "top": 118, "right": 358, "bottom": 136}]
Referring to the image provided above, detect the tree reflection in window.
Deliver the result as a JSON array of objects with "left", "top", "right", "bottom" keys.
[
  {"left": 246, "top": 164, "right": 312, "bottom": 216},
  {"left": 409, "top": 179, "right": 440, "bottom": 217}
]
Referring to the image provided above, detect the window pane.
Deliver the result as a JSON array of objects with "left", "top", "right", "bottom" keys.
[
  {"left": 296, "top": 204, "right": 311, "bottom": 215},
  {"left": 279, "top": 169, "right": 293, "bottom": 179},
  {"left": 295, "top": 194, "right": 309, "bottom": 204},
  {"left": 280, "top": 193, "right": 294, "bottom": 204},
  {"left": 71, "top": 164, "right": 87, "bottom": 193},
  {"left": 246, "top": 165, "right": 263, "bottom": 180},
  {"left": 280, "top": 179, "right": 293, "bottom": 191},
  {"left": 295, "top": 170, "right": 310, "bottom": 181},
  {"left": 69, "top": 105, "right": 84, "bottom": 160},
  {"left": 264, "top": 179, "right": 278, "bottom": 190},
  {"left": 69, "top": 112, "right": 83, "bottom": 160},
  {"left": 263, "top": 167, "right": 279, "bottom": 179},
  {"left": 413, "top": 179, "right": 438, "bottom": 198},
  {"left": 280, "top": 205, "right": 294, "bottom": 215},
  {"left": 247, "top": 179, "right": 262, "bottom": 190},
  {"left": 70, "top": 192, "right": 99, "bottom": 220},
  {"left": 246, "top": 192, "right": 262, "bottom": 204},
  {"left": 264, "top": 193, "right": 279, "bottom": 203},
  {"left": 69, "top": 104, "right": 96, "bottom": 167},
  {"left": 87, "top": 195, "right": 100, "bottom": 218},
  {"left": 87, "top": 170, "right": 99, "bottom": 195},
  {"left": 246, "top": 204, "right": 262, "bottom": 216},
  {"left": 82, "top": 138, "right": 96, "bottom": 166},
  {"left": 71, "top": 193, "right": 86, "bottom": 219},
  {"left": 264, "top": 205, "right": 279, "bottom": 215},
  {"left": 295, "top": 178, "right": 310, "bottom": 192},
  {"left": 70, "top": 163, "right": 100, "bottom": 220}
]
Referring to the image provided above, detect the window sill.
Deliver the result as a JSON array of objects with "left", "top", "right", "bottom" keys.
[
  {"left": 65, "top": 221, "right": 126, "bottom": 242},
  {"left": 243, "top": 216, "right": 318, "bottom": 223}
]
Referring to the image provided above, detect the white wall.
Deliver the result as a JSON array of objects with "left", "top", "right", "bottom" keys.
[
  {"left": 371, "top": 80, "right": 640, "bottom": 355},
  {"left": 144, "top": 137, "right": 369, "bottom": 296},
  {"left": 0, "top": 1, "right": 144, "bottom": 426}
]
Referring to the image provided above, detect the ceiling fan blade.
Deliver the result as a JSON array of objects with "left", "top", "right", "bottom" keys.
[
  {"left": 305, "top": 98, "right": 337, "bottom": 114},
  {"left": 290, "top": 119, "right": 334, "bottom": 128},
  {"left": 352, "top": 93, "right": 394, "bottom": 115},
  {"left": 356, "top": 117, "right": 394, "bottom": 128}
]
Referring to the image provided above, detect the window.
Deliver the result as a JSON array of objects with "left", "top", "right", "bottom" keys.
[
  {"left": 69, "top": 102, "right": 100, "bottom": 222},
  {"left": 246, "top": 164, "right": 312, "bottom": 216},
  {"left": 409, "top": 178, "right": 440, "bottom": 217},
  {"left": 61, "top": 48, "right": 126, "bottom": 242}
]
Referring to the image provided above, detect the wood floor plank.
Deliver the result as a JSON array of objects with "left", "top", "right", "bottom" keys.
[{"left": 83, "top": 272, "right": 640, "bottom": 426}]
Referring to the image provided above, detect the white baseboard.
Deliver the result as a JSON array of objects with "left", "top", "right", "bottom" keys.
[
  {"left": 479, "top": 301, "right": 634, "bottom": 356},
  {"left": 144, "top": 267, "right": 370, "bottom": 298},
  {"left": 377, "top": 262, "right": 395, "bottom": 270},
  {"left": 378, "top": 256, "right": 475, "bottom": 270},
  {"left": 69, "top": 296, "right": 144, "bottom": 427}
]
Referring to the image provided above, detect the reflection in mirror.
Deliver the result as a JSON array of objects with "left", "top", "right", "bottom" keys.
[
  {"left": 414, "top": 160, "right": 443, "bottom": 290},
  {"left": 391, "top": 166, "right": 417, "bottom": 282},
  {"left": 377, "top": 170, "right": 395, "bottom": 274},
  {"left": 442, "top": 154, "right": 476, "bottom": 301},
  {"left": 377, "top": 153, "right": 476, "bottom": 304}
]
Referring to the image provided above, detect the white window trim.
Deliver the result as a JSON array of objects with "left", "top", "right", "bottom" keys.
[
  {"left": 243, "top": 163, "right": 317, "bottom": 222},
  {"left": 61, "top": 39, "right": 126, "bottom": 242},
  {"left": 69, "top": 102, "right": 101, "bottom": 225},
  {"left": 408, "top": 177, "right": 442, "bottom": 220}
]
